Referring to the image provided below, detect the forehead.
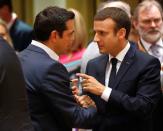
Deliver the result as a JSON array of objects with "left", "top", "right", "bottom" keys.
[
  {"left": 65, "top": 19, "right": 74, "bottom": 30},
  {"left": 138, "top": 5, "right": 162, "bottom": 20},
  {"left": 93, "top": 18, "right": 115, "bottom": 31}
]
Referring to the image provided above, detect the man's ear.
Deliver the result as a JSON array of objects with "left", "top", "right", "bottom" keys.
[
  {"left": 50, "top": 31, "right": 57, "bottom": 43},
  {"left": 132, "top": 20, "right": 138, "bottom": 30},
  {"left": 117, "top": 28, "right": 126, "bottom": 39}
]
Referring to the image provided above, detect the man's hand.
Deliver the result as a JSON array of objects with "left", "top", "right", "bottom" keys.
[
  {"left": 74, "top": 95, "right": 96, "bottom": 108},
  {"left": 76, "top": 73, "right": 106, "bottom": 96},
  {"left": 71, "top": 78, "right": 79, "bottom": 95}
]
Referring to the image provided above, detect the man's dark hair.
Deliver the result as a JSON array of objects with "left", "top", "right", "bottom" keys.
[
  {"left": 33, "top": 6, "right": 75, "bottom": 41},
  {"left": 94, "top": 7, "right": 131, "bottom": 39},
  {"left": 0, "top": 0, "right": 12, "bottom": 12}
]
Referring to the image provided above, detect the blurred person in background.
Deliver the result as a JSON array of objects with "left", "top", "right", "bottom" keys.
[
  {"left": 0, "top": 18, "right": 13, "bottom": 47},
  {"left": 0, "top": 0, "right": 33, "bottom": 52},
  {"left": 59, "top": 8, "right": 87, "bottom": 79},
  {"left": 80, "top": 0, "right": 139, "bottom": 73},
  {"left": 0, "top": 36, "right": 34, "bottom": 131},
  {"left": 133, "top": 0, "right": 163, "bottom": 130}
]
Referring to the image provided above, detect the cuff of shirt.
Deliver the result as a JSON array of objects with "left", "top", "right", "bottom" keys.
[{"left": 101, "top": 87, "right": 112, "bottom": 102}]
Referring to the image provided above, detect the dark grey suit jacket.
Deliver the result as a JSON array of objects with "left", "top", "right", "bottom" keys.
[
  {"left": 86, "top": 44, "right": 161, "bottom": 131},
  {"left": 19, "top": 44, "right": 96, "bottom": 131},
  {"left": 0, "top": 38, "right": 34, "bottom": 131}
]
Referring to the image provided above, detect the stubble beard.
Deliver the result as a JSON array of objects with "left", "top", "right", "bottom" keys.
[{"left": 138, "top": 26, "right": 163, "bottom": 43}]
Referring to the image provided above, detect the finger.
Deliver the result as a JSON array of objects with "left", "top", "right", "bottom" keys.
[
  {"left": 74, "top": 95, "right": 79, "bottom": 103},
  {"left": 82, "top": 82, "right": 89, "bottom": 87},
  {"left": 80, "top": 100, "right": 86, "bottom": 105},
  {"left": 71, "top": 78, "right": 78, "bottom": 82},
  {"left": 78, "top": 95, "right": 87, "bottom": 101},
  {"left": 72, "top": 90, "right": 78, "bottom": 95},
  {"left": 71, "top": 85, "right": 77, "bottom": 90},
  {"left": 81, "top": 78, "right": 87, "bottom": 83},
  {"left": 75, "top": 95, "right": 85, "bottom": 103},
  {"left": 82, "top": 102, "right": 89, "bottom": 108},
  {"left": 71, "top": 85, "right": 79, "bottom": 94},
  {"left": 83, "top": 86, "right": 90, "bottom": 92},
  {"left": 74, "top": 95, "right": 81, "bottom": 103},
  {"left": 76, "top": 73, "right": 91, "bottom": 79},
  {"left": 71, "top": 79, "right": 78, "bottom": 86},
  {"left": 81, "top": 95, "right": 88, "bottom": 100}
]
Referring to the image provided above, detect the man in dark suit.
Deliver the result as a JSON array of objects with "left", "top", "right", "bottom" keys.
[
  {"left": 0, "top": 0, "right": 33, "bottom": 52},
  {"left": 19, "top": 6, "right": 96, "bottom": 131},
  {"left": 76, "top": 7, "right": 161, "bottom": 131},
  {"left": 0, "top": 37, "right": 34, "bottom": 131},
  {"left": 133, "top": 1, "right": 163, "bottom": 131}
]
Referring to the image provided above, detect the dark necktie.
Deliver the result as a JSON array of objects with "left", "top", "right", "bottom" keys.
[{"left": 109, "top": 58, "right": 118, "bottom": 88}]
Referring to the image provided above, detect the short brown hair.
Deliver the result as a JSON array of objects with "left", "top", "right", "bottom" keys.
[{"left": 94, "top": 7, "right": 131, "bottom": 39}]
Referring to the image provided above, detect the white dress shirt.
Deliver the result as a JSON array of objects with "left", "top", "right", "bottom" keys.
[
  {"left": 140, "top": 38, "right": 163, "bottom": 62},
  {"left": 101, "top": 42, "right": 130, "bottom": 101},
  {"left": 31, "top": 40, "right": 59, "bottom": 61}
]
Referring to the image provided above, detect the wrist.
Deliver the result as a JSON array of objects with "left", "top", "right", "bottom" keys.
[{"left": 99, "top": 85, "right": 105, "bottom": 96}]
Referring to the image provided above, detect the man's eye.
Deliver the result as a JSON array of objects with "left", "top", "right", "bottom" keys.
[
  {"left": 143, "top": 18, "right": 161, "bottom": 24},
  {"left": 99, "top": 31, "right": 104, "bottom": 35},
  {"left": 154, "top": 19, "right": 161, "bottom": 23},
  {"left": 143, "top": 20, "right": 150, "bottom": 24}
]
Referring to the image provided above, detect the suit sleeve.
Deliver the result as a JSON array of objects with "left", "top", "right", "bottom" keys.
[{"left": 39, "top": 62, "right": 97, "bottom": 128}]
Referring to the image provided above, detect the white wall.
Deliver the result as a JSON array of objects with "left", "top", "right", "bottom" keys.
[{"left": 33, "top": 0, "right": 66, "bottom": 17}]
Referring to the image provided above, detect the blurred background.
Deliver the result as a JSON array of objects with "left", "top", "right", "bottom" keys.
[{"left": 13, "top": 0, "right": 163, "bottom": 44}]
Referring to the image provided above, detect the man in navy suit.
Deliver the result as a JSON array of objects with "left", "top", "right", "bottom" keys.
[
  {"left": 0, "top": 37, "right": 34, "bottom": 131},
  {"left": 76, "top": 7, "right": 161, "bottom": 131},
  {"left": 19, "top": 6, "right": 96, "bottom": 131}
]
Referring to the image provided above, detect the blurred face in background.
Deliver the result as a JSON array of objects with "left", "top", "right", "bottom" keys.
[
  {"left": 135, "top": 5, "right": 163, "bottom": 44},
  {"left": 0, "top": 5, "right": 11, "bottom": 23}
]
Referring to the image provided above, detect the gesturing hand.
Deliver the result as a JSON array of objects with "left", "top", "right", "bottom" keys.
[{"left": 76, "top": 73, "right": 106, "bottom": 96}]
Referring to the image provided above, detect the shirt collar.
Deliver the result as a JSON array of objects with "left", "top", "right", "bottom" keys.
[
  {"left": 109, "top": 42, "right": 130, "bottom": 62},
  {"left": 31, "top": 40, "right": 59, "bottom": 61},
  {"left": 140, "top": 37, "right": 163, "bottom": 51}
]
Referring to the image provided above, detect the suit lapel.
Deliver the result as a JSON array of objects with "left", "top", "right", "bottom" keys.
[
  {"left": 113, "top": 44, "right": 136, "bottom": 89},
  {"left": 92, "top": 55, "right": 108, "bottom": 113},
  {"left": 97, "top": 55, "right": 109, "bottom": 85}
]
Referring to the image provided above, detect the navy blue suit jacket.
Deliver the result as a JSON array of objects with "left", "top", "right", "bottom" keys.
[
  {"left": 0, "top": 38, "right": 34, "bottom": 131},
  {"left": 10, "top": 19, "right": 33, "bottom": 52},
  {"left": 19, "top": 44, "right": 96, "bottom": 131},
  {"left": 86, "top": 44, "right": 161, "bottom": 131}
]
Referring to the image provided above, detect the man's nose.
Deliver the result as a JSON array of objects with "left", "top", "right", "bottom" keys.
[
  {"left": 94, "top": 33, "right": 99, "bottom": 42},
  {"left": 150, "top": 21, "right": 157, "bottom": 27}
]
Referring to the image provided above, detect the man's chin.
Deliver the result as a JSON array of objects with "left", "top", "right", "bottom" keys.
[
  {"left": 143, "top": 34, "right": 161, "bottom": 43},
  {"left": 99, "top": 50, "right": 105, "bottom": 54}
]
